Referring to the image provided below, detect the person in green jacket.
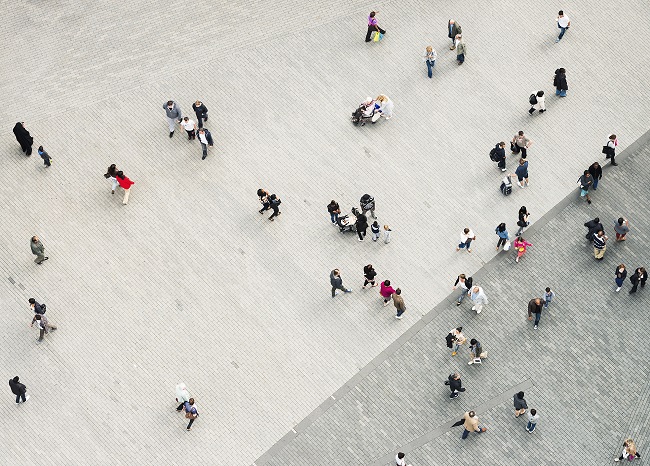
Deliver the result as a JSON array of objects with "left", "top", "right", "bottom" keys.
[
  {"left": 30, "top": 236, "right": 48, "bottom": 265},
  {"left": 455, "top": 35, "right": 466, "bottom": 64}
]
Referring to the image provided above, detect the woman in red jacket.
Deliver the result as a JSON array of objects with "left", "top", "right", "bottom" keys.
[
  {"left": 380, "top": 280, "right": 395, "bottom": 307},
  {"left": 116, "top": 171, "right": 135, "bottom": 205}
]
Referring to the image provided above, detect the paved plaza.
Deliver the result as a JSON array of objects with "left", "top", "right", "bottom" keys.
[{"left": 1, "top": 0, "right": 649, "bottom": 464}]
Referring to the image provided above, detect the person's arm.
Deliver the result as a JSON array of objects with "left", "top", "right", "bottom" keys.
[{"left": 30, "top": 315, "right": 37, "bottom": 327}]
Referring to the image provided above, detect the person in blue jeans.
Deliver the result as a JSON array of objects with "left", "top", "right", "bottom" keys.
[
  {"left": 495, "top": 223, "right": 510, "bottom": 250},
  {"left": 554, "top": 68, "right": 568, "bottom": 96},
  {"left": 542, "top": 287, "right": 555, "bottom": 308},
  {"left": 588, "top": 162, "right": 602, "bottom": 190},
  {"left": 423, "top": 46, "right": 437, "bottom": 78},
  {"left": 461, "top": 411, "right": 486, "bottom": 439},
  {"left": 555, "top": 11, "right": 570, "bottom": 42},
  {"left": 183, "top": 398, "right": 199, "bottom": 431},
  {"left": 526, "top": 409, "right": 539, "bottom": 433},
  {"left": 327, "top": 200, "right": 340, "bottom": 225}
]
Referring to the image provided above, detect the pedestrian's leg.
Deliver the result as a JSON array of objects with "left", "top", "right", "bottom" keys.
[
  {"left": 196, "top": 115, "right": 203, "bottom": 129},
  {"left": 167, "top": 117, "right": 176, "bottom": 134},
  {"left": 177, "top": 402, "right": 185, "bottom": 411},
  {"left": 38, "top": 328, "right": 45, "bottom": 341},
  {"left": 357, "top": 229, "right": 364, "bottom": 241},
  {"left": 610, "top": 153, "right": 617, "bottom": 166},
  {"left": 556, "top": 88, "right": 561, "bottom": 96},
  {"left": 365, "top": 26, "right": 373, "bottom": 42},
  {"left": 201, "top": 143, "right": 208, "bottom": 159},
  {"left": 426, "top": 61, "right": 433, "bottom": 78},
  {"left": 534, "top": 313, "right": 540, "bottom": 326},
  {"left": 465, "top": 239, "right": 472, "bottom": 252},
  {"left": 593, "top": 178, "right": 599, "bottom": 190},
  {"left": 520, "top": 147, "right": 527, "bottom": 159},
  {"left": 186, "top": 417, "right": 195, "bottom": 430},
  {"left": 461, "top": 429, "right": 470, "bottom": 439},
  {"left": 332, "top": 286, "right": 337, "bottom": 298},
  {"left": 457, "top": 291, "right": 466, "bottom": 304},
  {"left": 122, "top": 188, "right": 131, "bottom": 205}
]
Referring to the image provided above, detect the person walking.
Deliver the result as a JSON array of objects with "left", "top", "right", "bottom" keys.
[
  {"left": 395, "top": 452, "right": 411, "bottom": 466},
  {"left": 192, "top": 100, "right": 209, "bottom": 129},
  {"left": 380, "top": 280, "right": 395, "bottom": 306},
  {"left": 175, "top": 383, "right": 191, "bottom": 411},
  {"left": 456, "top": 227, "right": 476, "bottom": 253},
  {"left": 492, "top": 142, "right": 507, "bottom": 172},
  {"left": 445, "top": 373, "right": 466, "bottom": 399},
  {"left": 448, "top": 327, "right": 466, "bottom": 356},
  {"left": 584, "top": 217, "right": 603, "bottom": 240},
  {"left": 30, "top": 235, "right": 48, "bottom": 264},
  {"left": 371, "top": 221, "right": 381, "bottom": 241},
  {"left": 327, "top": 200, "right": 340, "bottom": 225},
  {"left": 330, "top": 269, "right": 352, "bottom": 297},
  {"left": 555, "top": 10, "right": 571, "bottom": 42},
  {"left": 383, "top": 225, "right": 392, "bottom": 243},
  {"left": 515, "top": 206, "right": 531, "bottom": 236},
  {"left": 116, "top": 171, "right": 135, "bottom": 205},
  {"left": 614, "top": 264, "right": 627, "bottom": 292},
  {"left": 588, "top": 162, "right": 603, "bottom": 190},
  {"left": 514, "top": 236, "right": 532, "bottom": 263},
  {"left": 363, "top": 264, "right": 378, "bottom": 288},
  {"left": 614, "top": 438, "right": 641, "bottom": 462},
  {"left": 629, "top": 267, "right": 647, "bottom": 294},
  {"left": 163, "top": 100, "right": 182, "bottom": 137},
  {"left": 374, "top": 95, "right": 394, "bottom": 121},
  {"left": 578, "top": 169, "right": 593, "bottom": 204},
  {"left": 104, "top": 164, "right": 120, "bottom": 194},
  {"left": 182, "top": 398, "right": 199, "bottom": 431},
  {"left": 365, "top": 11, "right": 386, "bottom": 42},
  {"left": 8, "top": 376, "right": 29, "bottom": 404},
  {"left": 29, "top": 298, "right": 46, "bottom": 315},
  {"left": 37, "top": 146, "right": 52, "bottom": 167},
  {"left": 455, "top": 35, "right": 466, "bottom": 64},
  {"left": 467, "top": 338, "right": 484, "bottom": 365},
  {"left": 268, "top": 194, "right": 282, "bottom": 221},
  {"left": 423, "top": 46, "right": 437, "bottom": 78},
  {"left": 593, "top": 230, "right": 608, "bottom": 260},
  {"left": 511, "top": 131, "right": 533, "bottom": 158},
  {"left": 543, "top": 287, "right": 555, "bottom": 308},
  {"left": 528, "top": 91, "right": 546, "bottom": 114},
  {"left": 513, "top": 391, "right": 528, "bottom": 417},
  {"left": 453, "top": 274, "right": 472, "bottom": 306},
  {"left": 360, "top": 195, "right": 376, "bottom": 218},
  {"left": 527, "top": 297, "right": 543, "bottom": 329},
  {"left": 355, "top": 210, "right": 368, "bottom": 241},
  {"left": 495, "top": 223, "right": 510, "bottom": 251},
  {"left": 614, "top": 217, "right": 630, "bottom": 241},
  {"left": 31, "top": 314, "right": 57, "bottom": 342},
  {"left": 526, "top": 409, "right": 539, "bottom": 433},
  {"left": 181, "top": 117, "right": 197, "bottom": 140},
  {"left": 447, "top": 20, "right": 462, "bottom": 50},
  {"left": 515, "top": 158, "right": 529, "bottom": 188},
  {"left": 13, "top": 122, "right": 34, "bottom": 155},
  {"left": 604, "top": 134, "right": 618, "bottom": 166},
  {"left": 258, "top": 189, "right": 271, "bottom": 214},
  {"left": 460, "top": 411, "right": 487, "bottom": 439},
  {"left": 197, "top": 128, "right": 214, "bottom": 160},
  {"left": 393, "top": 288, "right": 406, "bottom": 319},
  {"left": 470, "top": 286, "right": 488, "bottom": 314},
  {"left": 553, "top": 68, "right": 568, "bottom": 97}
]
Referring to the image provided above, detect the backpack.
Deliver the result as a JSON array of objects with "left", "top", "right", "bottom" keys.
[
  {"left": 529, "top": 94, "right": 537, "bottom": 105},
  {"left": 489, "top": 147, "right": 499, "bottom": 162},
  {"left": 500, "top": 176, "right": 512, "bottom": 196}
]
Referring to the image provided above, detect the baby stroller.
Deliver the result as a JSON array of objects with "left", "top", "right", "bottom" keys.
[
  {"left": 351, "top": 99, "right": 375, "bottom": 126},
  {"left": 337, "top": 208, "right": 360, "bottom": 233}
]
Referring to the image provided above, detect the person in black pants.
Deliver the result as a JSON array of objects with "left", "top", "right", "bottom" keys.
[
  {"left": 583, "top": 217, "right": 603, "bottom": 241},
  {"left": 365, "top": 11, "right": 385, "bottom": 42},
  {"left": 629, "top": 267, "right": 647, "bottom": 294},
  {"left": 363, "top": 264, "right": 378, "bottom": 288},
  {"left": 192, "top": 100, "right": 209, "bottom": 128},
  {"left": 493, "top": 142, "right": 506, "bottom": 171},
  {"left": 182, "top": 398, "right": 199, "bottom": 431},
  {"left": 13, "top": 122, "right": 34, "bottom": 155},
  {"left": 495, "top": 223, "right": 509, "bottom": 250},
  {"left": 444, "top": 373, "right": 465, "bottom": 399},
  {"left": 355, "top": 210, "right": 368, "bottom": 241},
  {"left": 268, "top": 194, "right": 282, "bottom": 221},
  {"left": 9, "top": 376, "right": 29, "bottom": 404}
]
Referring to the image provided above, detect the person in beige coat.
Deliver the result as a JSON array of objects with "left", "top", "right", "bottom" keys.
[
  {"left": 393, "top": 288, "right": 406, "bottom": 319},
  {"left": 461, "top": 410, "right": 487, "bottom": 439},
  {"left": 455, "top": 35, "right": 466, "bottom": 64}
]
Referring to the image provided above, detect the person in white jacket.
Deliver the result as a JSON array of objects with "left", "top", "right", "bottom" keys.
[
  {"left": 470, "top": 286, "right": 488, "bottom": 314},
  {"left": 372, "top": 94, "right": 394, "bottom": 122},
  {"left": 175, "top": 383, "right": 190, "bottom": 411},
  {"left": 528, "top": 91, "right": 546, "bottom": 115}
]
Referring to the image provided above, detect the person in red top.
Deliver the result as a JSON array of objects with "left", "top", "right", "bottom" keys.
[
  {"left": 115, "top": 171, "right": 135, "bottom": 205},
  {"left": 380, "top": 279, "right": 395, "bottom": 307}
]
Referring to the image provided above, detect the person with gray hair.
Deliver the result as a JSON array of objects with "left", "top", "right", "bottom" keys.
[{"left": 163, "top": 100, "right": 182, "bottom": 138}]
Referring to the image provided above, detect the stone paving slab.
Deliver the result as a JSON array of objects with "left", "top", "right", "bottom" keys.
[{"left": 0, "top": 0, "right": 649, "bottom": 464}]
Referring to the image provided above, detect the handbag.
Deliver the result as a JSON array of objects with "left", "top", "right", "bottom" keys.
[
  {"left": 503, "top": 241, "right": 511, "bottom": 251},
  {"left": 185, "top": 412, "right": 197, "bottom": 419},
  {"left": 373, "top": 31, "right": 381, "bottom": 42}
]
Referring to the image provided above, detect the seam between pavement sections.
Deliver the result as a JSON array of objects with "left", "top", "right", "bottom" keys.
[
  {"left": 252, "top": 128, "right": 650, "bottom": 466},
  {"left": 368, "top": 379, "right": 535, "bottom": 466}
]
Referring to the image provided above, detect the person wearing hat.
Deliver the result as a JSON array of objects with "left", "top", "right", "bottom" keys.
[{"left": 192, "top": 100, "right": 209, "bottom": 128}]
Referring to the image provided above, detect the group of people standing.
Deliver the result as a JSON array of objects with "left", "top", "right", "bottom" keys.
[{"left": 163, "top": 100, "right": 214, "bottom": 160}]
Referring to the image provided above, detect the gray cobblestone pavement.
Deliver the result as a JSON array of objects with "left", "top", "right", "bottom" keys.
[
  {"left": 0, "top": 0, "right": 649, "bottom": 464},
  {"left": 261, "top": 141, "right": 650, "bottom": 465}
]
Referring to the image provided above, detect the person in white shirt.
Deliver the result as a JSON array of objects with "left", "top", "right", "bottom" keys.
[
  {"left": 555, "top": 10, "right": 571, "bottom": 42},
  {"left": 395, "top": 452, "right": 411, "bottom": 466},
  {"left": 181, "top": 117, "right": 197, "bottom": 140},
  {"left": 456, "top": 228, "right": 476, "bottom": 253},
  {"left": 423, "top": 46, "right": 437, "bottom": 78},
  {"left": 528, "top": 90, "right": 546, "bottom": 114}
]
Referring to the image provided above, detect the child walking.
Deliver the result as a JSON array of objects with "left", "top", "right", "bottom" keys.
[
  {"left": 543, "top": 287, "right": 555, "bottom": 308},
  {"left": 383, "top": 225, "right": 392, "bottom": 243},
  {"left": 513, "top": 237, "right": 532, "bottom": 263},
  {"left": 371, "top": 221, "right": 381, "bottom": 241}
]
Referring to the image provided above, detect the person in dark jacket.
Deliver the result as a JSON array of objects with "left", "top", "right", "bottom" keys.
[
  {"left": 514, "top": 391, "right": 528, "bottom": 416},
  {"left": 629, "top": 267, "right": 647, "bottom": 294},
  {"left": 13, "top": 122, "right": 34, "bottom": 155},
  {"left": 257, "top": 188, "right": 271, "bottom": 214},
  {"left": 588, "top": 162, "right": 603, "bottom": 190},
  {"left": 515, "top": 206, "right": 530, "bottom": 236},
  {"left": 268, "top": 194, "right": 282, "bottom": 221},
  {"left": 29, "top": 298, "right": 46, "bottom": 315},
  {"left": 363, "top": 264, "right": 378, "bottom": 288},
  {"left": 584, "top": 217, "right": 603, "bottom": 241},
  {"left": 614, "top": 264, "right": 627, "bottom": 292},
  {"left": 554, "top": 68, "right": 568, "bottom": 97},
  {"left": 197, "top": 128, "right": 214, "bottom": 160},
  {"left": 327, "top": 200, "right": 341, "bottom": 225},
  {"left": 445, "top": 372, "right": 465, "bottom": 398},
  {"left": 192, "top": 100, "right": 209, "bottom": 128},
  {"left": 493, "top": 142, "right": 507, "bottom": 171},
  {"left": 515, "top": 158, "right": 529, "bottom": 189},
  {"left": 355, "top": 211, "right": 369, "bottom": 241},
  {"left": 527, "top": 298, "right": 543, "bottom": 329},
  {"left": 9, "top": 376, "right": 29, "bottom": 403},
  {"left": 30, "top": 235, "right": 48, "bottom": 264},
  {"left": 578, "top": 170, "right": 593, "bottom": 204},
  {"left": 37, "top": 146, "right": 52, "bottom": 167},
  {"left": 330, "top": 269, "right": 352, "bottom": 297},
  {"left": 448, "top": 20, "right": 462, "bottom": 49}
]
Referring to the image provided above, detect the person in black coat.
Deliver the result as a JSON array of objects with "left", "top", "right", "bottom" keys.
[
  {"left": 629, "top": 267, "right": 647, "bottom": 294},
  {"left": 493, "top": 142, "right": 506, "bottom": 171},
  {"left": 614, "top": 264, "right": 627, "bottom": 292},
  {"left": 554, "top": 68, "right": 568, "bottom": 97},
  {"left": 445, "top": 373, "right": 465, "bottom": 398},
  {"left": 363, "top": 264, "right": 378, "bottom": 288},
  {"left": 514, "top": 391, "right": 528, "bottom": 416},
  {"left": 192, "top": 100, "right": 209, "bottom": 129},
  {"left": 355, "top": 211, "right": 368, "bottom": 241},
  {"left": 588, "top": 162, "right": 603, "bottom": 190},
  {"left": 13, "top": 122, "right": 34, "bottom": 155},
  {"left": 9, "top": 376, "right": 29, "bottom": 403},
  {"left": 584, "top": 217, "right": 603, "bottom": 241}
]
